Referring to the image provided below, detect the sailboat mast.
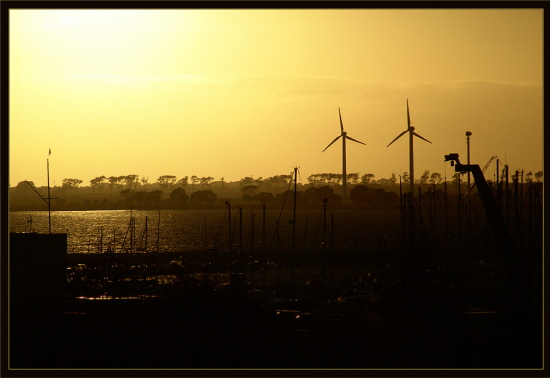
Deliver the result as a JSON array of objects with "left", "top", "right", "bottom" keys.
[
  {"left": 47, "top": 154, "right": 52, "bottom": 234},
  {"left": 291, "top": 167, "right": 298, "bottom": 282}
]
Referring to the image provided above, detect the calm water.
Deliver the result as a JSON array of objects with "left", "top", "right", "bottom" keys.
[{"left": 9, "top": 207, "right": 401, "bottom": 254}]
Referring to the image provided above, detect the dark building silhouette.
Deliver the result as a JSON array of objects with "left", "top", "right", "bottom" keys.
[
  {"left": 10, "top": 233, "right": 67, "bottom": 368},
  {"left": 10, "top": 232, "right": 67, "bottom": 318}
]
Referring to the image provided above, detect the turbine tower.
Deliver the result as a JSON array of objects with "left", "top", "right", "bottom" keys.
[
  {"left": 322, "top": 108, "right": 366, "bottom": 200},
  {"left": 386, "top": 99, "right": 432, "bottom": 193}
]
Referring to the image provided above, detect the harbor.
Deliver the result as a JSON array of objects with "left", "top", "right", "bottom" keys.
[{"left": 9, "top": 182, "right": 543, "bottom": 369}]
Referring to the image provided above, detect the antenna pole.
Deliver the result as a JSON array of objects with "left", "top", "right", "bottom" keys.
[
  {"left": 227, "top": 200, "right": 232, "bottom": 284},
  {"left": 47, "top": 156, "right": 51, "bottom": 234},
  {"left": 466, "top": 131, "right": 472, "bottom": 223},
  {"left": 322, "top": 198, "right": 327, "bottom": 286},
  {"left": 291, "top": 167, "right": 298, "bottom": 282}
]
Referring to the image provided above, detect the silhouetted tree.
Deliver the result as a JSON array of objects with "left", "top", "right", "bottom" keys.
[
  {"left": 346, "top": 173, "right": 360, "bottom": 185},
  {"left": 402, "top": 172, "right": 410, "bottom": 184},
  {"left": 419, "top": 170, "right": 430, "bottom": 186},
  {"left": 190, "top": 190, "right": 217, "bottom": 206},
  {"left": 256, "top": 192, "right": 274, "bottom": 204},
  {"left": 149, "top": 190, "right": 164, "bottom": 208},
  {"left": 360, "top": 173, "right": 375, "bottom": 185},
  {"left": 157, "top": 175, "right": 177, "bottom": 191},
  {"left": 140, "top": 176, "right": 149, "bottom": 187},
  {"left": 535, "top": 171, "right": 543, "bottom": 182},
  {"left": 380, "top": 189, "right": 398, "bottom": 204},
  {"left": 90, "top": 176, "right": 106, "bottom": 193},
  {"left": 108, "top": 176, "right": 118, "bottom": 192},
  {"left": 349, "top": 185, "right": 372, "bottom": 204},
  {"left": 176, "top": 176, "right": 189, "bottom": 187},
  {"left": 350, "top": 185, "right": 397, "bottom": 205},
  {"left": 199, "top": 176, "right": 214, "bottom": 189},
  {"left": 275, "top": 190, "right": 307, "bottom": 204},
  {"left": 430, "top": 172, "right": 443, "bottom": 184},
  {"left": 377, "top": 177, "right": 392, "bottom": 186},
  {"left": 190, "top": 175, "right": 199, "bottom": 189},
  {"left": 452, "top": 173, "right": 462, "bottom": 184},
  {"left": 334, "top": 173, "right": 343, "bottom": 185},
  {"left": 89, "top": 178, "right": 98, "bottom": 192},
  {"left": 389, "top": 173, "right": 397, "bottom": 186},
  {"left": 134, "top": 191, "right": 150, "bottom": 208},
  {"left": 304, "top": 185, "right": 340, "bottom": 204},
  {"left": 120, "top": 189, "right": 135, "bottom": 207},
  {"left": 239, "top": 176, "right": 255, "bottom": 188},
  {"left": 307, "top": 174, "right": 321, "bottom": 186},
  {"left": 325, "top": 173, "right": 342, "bottom": 185},
  {"left": 12, "top": 181, "right": 34, "bottom": 195},
  {"left": 169, "top": 187, "right": 189, "bottom": 208},
  {"left": 241, "top": 185, "right": 258, "bottom": 200},
  {"left": 124, "top": 174, "right": 139, "bottom": 190},
  {"left": 132, "top": 191, "right": 163, "bottom": 209},
  {"left": 62, "top": 178, "right": 83, "bottom": 192},
  {"left": 266, "top": 174, "right": 292, "bottom": 190},
  {"left": 115, "top": 176, "right": 125, "bottom": 189}
]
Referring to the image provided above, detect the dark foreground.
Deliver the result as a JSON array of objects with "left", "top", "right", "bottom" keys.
[{"left": 10, "top": 249, "right": 542, "bottom": 370}]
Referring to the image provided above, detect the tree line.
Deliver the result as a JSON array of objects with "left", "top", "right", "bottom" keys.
[
  {"left": 15, "top": 168, "right": 543, "bottom": 194},
  {"left": 11, "top": 167, "right": 542, "bottom": 211}
]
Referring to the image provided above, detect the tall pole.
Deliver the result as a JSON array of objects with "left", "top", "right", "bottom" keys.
[
  {"left": 496, "top": 159, "right": 501, "bottom": 213},
  {"left": 529, "top": 179, "right": 533, "bottom": 249},
  {"left": 457, "top": 175, "right": 461, "bottom": 249},
  {"left": 409, "top": 128, "right": 414, "bottom": 194},
  {"left": 204, "top": 216, "right": 208, "bottom": 250},
  {"left": 331, "top": 214, "right": 335, "bottom": 283},
  {"left": 47, "top": 156, "right": 51, "bottom": 234},
  {"left": 342, "top": 136, "right": 347, "bottom": 200},
  {"left": 444, "top": 179, "right": 448, "bottom": 242},
  {"left": 250, "top": 213, "right": 255, "bottom": 289},
  {"left": 157, "top": 211, "right": 161, "bottom": 253},
  {"left": 144, "top": 216, "right": 148, "bottom": 252},
  {"left": 262, "top": 204, "right": 266, "bottom": 255},
  {"left": 262, "top": 204, "right": 266, "bottom": 287},
  {"left": 514, "top": 170, "right": 519, "bottom": 243},
  {"left": 227, "top": 200, "right": 232, "bottom": 285},
  {"left": 466, "top": 131, "right": 472, "bottom": 222},
  {"left": 239, "top": 207, "right": 243, "bottom": 259},
  {"left": 466, "top": 131, "right": 472, "bottom": 197},
  {"left": 291, "top": 167, "right": 298, "bottom": 282},
  {"left": 399, "top": 175, "right": 404, "bottom": 247},
  {"left": 322, "top": 198, "right": 327, "bottom": 286},
  {"left": 505, "top": 165, "right": 509, "bottom": 226}
]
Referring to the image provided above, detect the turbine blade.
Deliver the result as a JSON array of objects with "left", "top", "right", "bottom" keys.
[
  {"left": 386, "top": 130, "right": 408, "bottom": 148},
  {"left": 338, "top": 107, "right": 344, "bottom": 133},
  {"left": 345, "top": 135, "right": 366, "bottom": 145},
  {"left": 412, "top": 131, "right": 432, "bottom": 144},
  {"left": 322, "top": 135, "right": 342, "bottom": 152},
  {"left": 407, "top": 99, "right": 411, "bottom": 127}
]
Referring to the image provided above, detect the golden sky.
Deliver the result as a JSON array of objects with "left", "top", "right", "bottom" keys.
[{"left": 9, "top": 8, "right": 543, "bottom": 188}]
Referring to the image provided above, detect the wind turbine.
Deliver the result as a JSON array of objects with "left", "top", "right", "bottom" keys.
[
  {"left": 386, "top": 99, "right": 432, "bottom": 193},
  {"left": 322, "top": 108, "right": 366, "bottom": 200}
]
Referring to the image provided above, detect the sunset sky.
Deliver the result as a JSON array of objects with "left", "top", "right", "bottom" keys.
[{"left": 9, "top": 8, "right": 543, "bottom": 189}]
